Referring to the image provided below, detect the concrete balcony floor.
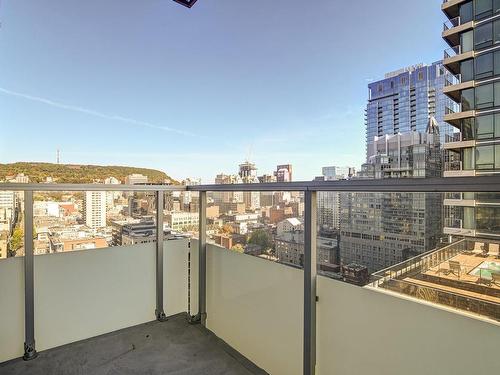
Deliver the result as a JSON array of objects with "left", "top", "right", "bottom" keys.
[{"left": 0, "top": 315, "right": 267, "bottom": 375}]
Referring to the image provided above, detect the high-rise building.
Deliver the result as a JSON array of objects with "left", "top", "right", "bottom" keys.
[
  {"left": 125, "top": 174, "right": 148, "bottom": 185},
  {"left": 0, "top": 191, "right": 15, "bottom": 210},
  {"left": 316, "top": 166, "right": 355, "bottom": 231},
  {"left": 441, "top": 0, "right": 500, "bottom": 239},
  {"left": 366, "top": 62, "right": 456, "bottom": 159},
  {"left": 239, "top": 161, "right": 260, "bottom": 210},
  {"left": 213, "top": 173, "right": 244, "bottom": 206},
  {"left": 104, "top": 176, "right": 121, "bottom": 209},
  {"left": 340, "top": 127, "right": 443, "bottom": 273},
  {"left": 321, "top": 166, "right": 354, "bottom": 181},
  {"left": 82, "top": 191, "right": 106, "bottom": 229},
  {"left": 318, "top": 191, "right": 341, "bottom": 231},
  {"left": 275, "top": 164, "right": 293, "bottom": 182}
]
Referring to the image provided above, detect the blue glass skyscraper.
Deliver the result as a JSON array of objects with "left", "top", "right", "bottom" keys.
[{"left": 365, "top": 62, "right": 456, "bottom": 160}]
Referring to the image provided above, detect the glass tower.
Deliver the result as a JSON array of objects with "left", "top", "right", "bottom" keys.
[{"left": 366, "top": 62, "right": 456, "bottom": 160}]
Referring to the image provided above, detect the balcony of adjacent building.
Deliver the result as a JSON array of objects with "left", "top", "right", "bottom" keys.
[
  {"left": 0, "top": 180, "right": 499, "bottom": 375},
  {"left": 444, "top": 72, "right": 475, "bottom": 102},
  {"left": 442, "top": 0, "right": 469, "bottom": 19},
  {"left": 444, "top": 45, "right": 474, "bottom": 75},
  {"left": 444, "top": 131, "right": 476, "bottom": 151},
  {"left": 444, "top": 161, "right": 477, "bottom": 177},
  {"left": 444, "top": 191, "right": 477, "bottom": 207},
  {"left": 443, "top": 16, "right": 474, "bottom": 48},
  {"left": 444, "top": 103, "right": 476, "bottom": 127}
]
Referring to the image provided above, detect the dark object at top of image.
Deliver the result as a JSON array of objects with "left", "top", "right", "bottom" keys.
[{"left": 173, "top": 0, "right": 198, "bottom": 8}]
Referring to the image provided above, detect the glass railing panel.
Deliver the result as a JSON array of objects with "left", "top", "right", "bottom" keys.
[
  {"left": 26, "top": 188, "right": 188, "bottom": 255},
  {"left": 206, "top": 190, "right": 305, "bottom": 268}
]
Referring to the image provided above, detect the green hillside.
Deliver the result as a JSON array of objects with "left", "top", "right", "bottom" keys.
[{"left": 0, "top": 162, "right": 178, "bottom": 184}]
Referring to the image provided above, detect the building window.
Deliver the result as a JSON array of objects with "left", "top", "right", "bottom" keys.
[
  {"left": 475, "top": 22, "right": 493, "bottom": 49},
  {"left": 461, "top": 88, "right": 475, "bottom": 110},
  {"left": 476, "top": 145, "right": 495, "bottom": 169},
  {"left": 476, "top": 114, "right": 495, "bottom": 139},
  {"left": 461, "top": 118, "right": 475, "bottom": 140},
  {"left": 474, "top": 19, "right": 500, "bottom": 50},
  {"left": 475, "top": 0, "right": 500, "bottom": 20},
  {"left": 475, "top": 83, "right": 494, "bottom": 109},
  {"left": 460, "top": 1, "right": 474, "bottom": 23},
  {"left": 461, "top": 30, "right": 474, "bottom": 53},
  {"left": 475, "top": 207, "right": 500, "bottom": 232},
  {"left": 461, "top": 59, "right": 474, "bottom": 81},
  {"left": 418, "top": 71, "right": 423, "bottom": 81},
  {"left": 475, "top": 53, "right": 493, "bottom": 79}
]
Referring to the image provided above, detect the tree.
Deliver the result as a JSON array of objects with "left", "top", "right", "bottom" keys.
[
  {"left": 220, "top": 224, "right": 233, "bottom": 235},
  {"left": 248, "top": 230, "right": 272, "bottom": 250},
  {"left": 231, "top": 244, "right": 244, "bottom": 253},
  {"left": 9, "top": 227, "right": 23, "bottom": 252}
]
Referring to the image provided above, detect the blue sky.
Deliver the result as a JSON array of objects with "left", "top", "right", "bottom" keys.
[{"left": 0, "top": 0, "right": 446, "bottom": 182}]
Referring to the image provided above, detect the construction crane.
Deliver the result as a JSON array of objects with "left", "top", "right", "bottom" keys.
[{"left": 172, "top": 0, "right": 198, "bottom": 8}]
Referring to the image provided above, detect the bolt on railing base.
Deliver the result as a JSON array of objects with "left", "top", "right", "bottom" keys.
[
  {"left": 155, "top": 310, "right": 168, "bottom": 322},
  {"left": 186, "top": 312, "right": 206, "bottom": 325},
  {"left": 23, "top": 342, "right": 38, "bottom": 361},
  {"left": 186, "top": 313, "right": 200, "bottom": 325}
]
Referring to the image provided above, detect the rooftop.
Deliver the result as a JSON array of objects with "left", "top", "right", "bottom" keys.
[{"left": 373, "top": 239, "right": 500, "bottom": 321}]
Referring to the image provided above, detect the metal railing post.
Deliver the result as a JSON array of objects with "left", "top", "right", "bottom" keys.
[
  {"left": 198, "top": 190, "right": 207, "bottom": 326},
  {"left": 23, "top": 190, "right": 37, "bottom": 360},
  {"left": 155, "top": 191, "right": 167, "bottom": 321},
  {"left": 303, "top": 190, "right": 317, "bottom": 375}
]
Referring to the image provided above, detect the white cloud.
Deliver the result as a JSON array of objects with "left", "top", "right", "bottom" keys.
[{"left": 0, "top": 87, "right": 197, "bottom": 137}]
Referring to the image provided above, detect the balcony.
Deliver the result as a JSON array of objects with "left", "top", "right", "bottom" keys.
[
  {"left": 444, "top": 161, "right": 476, "bottom": 177},
  {"left": 443, "top": 17, "right": 474, "bottom": 47},
  {"left": 0, "top": 179, "right": 499, "bottom": 375},
  {"left": 444, "top": 73, "right": 474, "bottom": 102},
  {"left": 444, "top": 105, "right": 476, "bottom": 127},
  {"left": 444, "top": 132, "right": 476, "bottom": 150},
  {"left": 444, "top": 46, "right": 474, "bottom": 75},
  {"left": 442, "top": 0, "right": 468, "bottom": 19}
]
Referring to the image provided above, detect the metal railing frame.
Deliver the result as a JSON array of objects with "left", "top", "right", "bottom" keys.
[{"left": 2, "top": 175, "right": 500, "bottom": 374}]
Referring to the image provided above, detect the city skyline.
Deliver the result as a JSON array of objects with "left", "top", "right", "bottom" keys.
[{"left": 0, "top": 0, "right": 447, "bottom": 182}]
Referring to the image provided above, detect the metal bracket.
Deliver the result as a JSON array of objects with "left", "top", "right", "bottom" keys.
[
  {"left": 155, "top": 309, "right": 168, "bottom": 322},
  {"left": 23, "top": 341, "right": 38, "bottom": 361},
  {"left": 186, "top": 312, "right": 206, "bottom": 325}
]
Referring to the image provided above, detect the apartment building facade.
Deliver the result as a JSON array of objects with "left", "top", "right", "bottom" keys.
[{"left": 442, "top": 0, "right": 500, "bottom": 239}]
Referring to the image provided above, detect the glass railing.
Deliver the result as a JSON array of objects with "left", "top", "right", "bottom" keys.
[
  {"left": 445, "top": 73, "right": 461, "bottom": 87},
  {"left": 444, "top": 16, "right": 461, "bottom": 31},
  {"left": 0, "top": 187, "right": 195, "bottom": 258},
  {"left": 444, "top": 45, "right": 461, "bottom": 59},
  {"left": 2, "top": 178, "right": 500, "bottom": 369},
  {"left": 378, "top": 278, "right": 499, "bottom": 321},
  {"left": 445, "top": 160, "right": 463, "bottom": 170},
  {"left": 445, "top": 105, "right": 457, "bottom": 115},
  {"left": 444, "top": 217, "right": 464, "bottom": 228},
  {"left": 445, "top": 132, "right": 463, "bottom": 143}
]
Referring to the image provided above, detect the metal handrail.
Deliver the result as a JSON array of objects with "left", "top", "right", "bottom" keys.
[
  {"left": 0, "top": 183, "right": 184, "bottom": 192},
  {"left": 3, "top": 175, "right": 500, "bottom": 192}
]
